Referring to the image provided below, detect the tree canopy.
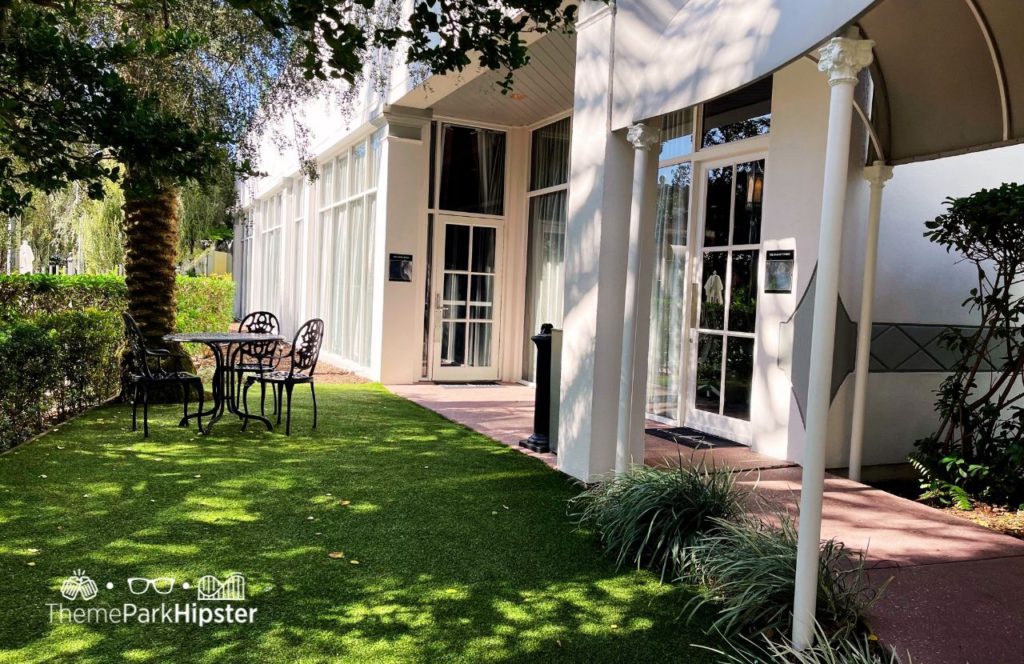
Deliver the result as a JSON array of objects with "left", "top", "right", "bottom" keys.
[{"left": 0, "top": 0, "right": 580, "bottom": 216}]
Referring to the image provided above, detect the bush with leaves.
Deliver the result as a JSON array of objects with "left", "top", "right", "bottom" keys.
[
  {"left": 682, "top": 516, "right": 880, "bottom": 642},
  {"left": 913, "top": 183, "right": 1024, "bottom": 508},
  {"left": 0, "top": 320, "right": 60, "bottom": 448},
  {"left": 568, "top": 463, "right": 745, "bottom": 580},
  {"left": 36, "top": 310, "right": 123, "bottom": 418}
]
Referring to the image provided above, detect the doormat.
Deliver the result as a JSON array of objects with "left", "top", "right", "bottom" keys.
[
  {"left": 645, "top": 427, "right": 746, "bottom": 449},
  {"left": 435, "top": 382, "right": 501, "bottom": 388}
]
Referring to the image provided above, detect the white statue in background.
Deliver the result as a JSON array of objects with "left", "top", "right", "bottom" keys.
[
  {"left": 18, "top": 240, "right": 34, "bottom": 274},
  {"left": 704, "top": 270, "right": 724, "bottom": 305}
]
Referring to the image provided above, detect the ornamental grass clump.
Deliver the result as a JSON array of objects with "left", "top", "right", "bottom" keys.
[
  {"left": 568, "top": 463, "right": 746, "bottom": 580},
  {"left": 683, "top": 516, "right": 879, "bottom": 641}
]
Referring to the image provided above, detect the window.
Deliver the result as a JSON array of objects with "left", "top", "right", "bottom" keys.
[
  {"left": 438, "top": 124, "right": 507, "bottom": 215},
  {"left": 523, "top": 117, "right": 571, "bottom": 381},
  {"left": 259, "top": 192, "right": 284, "bottom": 316},
  {"left": 701, "top": 76, "right": 772, "bottom": 148},
  {"left": 646, "top": 109, "right": 694, "bottom": 420},
  {"left": 316, "top": 129, "right": 385, "bottom": 368},
  {"left": 291, "top": 178, "right": 307, "bottom": 325}
]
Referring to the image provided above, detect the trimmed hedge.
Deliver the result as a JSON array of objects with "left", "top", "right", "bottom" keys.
[
  {"left": 0, "top": 273, "right": 235, "bottom": 450},
  {"left": 0, "top": 273, "right": 234, "bottom": 333},
  {"left": 0, "top": 310, "right": 123, "bottom": 450}
]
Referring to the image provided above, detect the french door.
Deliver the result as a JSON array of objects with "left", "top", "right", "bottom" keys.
[
  {"left": 431, "top": 215, "right": 504, "bottom": 381},
  {"left": 685, "top": 156, "right": 765, "bottom": 442}
]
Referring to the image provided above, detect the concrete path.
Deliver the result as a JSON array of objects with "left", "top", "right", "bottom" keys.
[{"left": 388, "top": 383, "right": 1024, "bottom": 664}]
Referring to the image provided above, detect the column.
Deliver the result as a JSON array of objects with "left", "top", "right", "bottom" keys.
[
  {"left": 792, "top": 28, "right": 874, "bottom": 650},
  {"left": 558, "top": 0, "right": 635, "bottom": 482},
  {"left": 848, "top": 161, "right": 893, "bottom": 482},
  {"left": 616, "top": 123, "right": 660, "bottom": 474}
]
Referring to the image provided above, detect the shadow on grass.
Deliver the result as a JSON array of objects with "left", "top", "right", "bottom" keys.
[{"left": 0, "top": 385, "right": 720, "bottom": 663}]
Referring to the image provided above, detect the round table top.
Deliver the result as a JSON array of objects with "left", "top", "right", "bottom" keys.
[{"left": 163, "top": 331, "right": 284, "bottom": 344}]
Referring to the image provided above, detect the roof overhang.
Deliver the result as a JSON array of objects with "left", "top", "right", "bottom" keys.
[{"left": 612, "top": 0, "right": 1024, "bottom": 164}]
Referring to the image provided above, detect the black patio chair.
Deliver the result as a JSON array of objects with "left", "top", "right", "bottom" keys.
[
  {"left": 231, "top": 311, "right": 281, "bottom": 415},
  {"left": 242, "top": 319, "right": 324, "bottom": 435},
  {"left": 122, "top": 313, "right": 204, "bottom": 437}
]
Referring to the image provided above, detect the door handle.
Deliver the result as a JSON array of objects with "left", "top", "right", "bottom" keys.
[{"left": 435, "top": 293, "right": 442, "bottom": 310}]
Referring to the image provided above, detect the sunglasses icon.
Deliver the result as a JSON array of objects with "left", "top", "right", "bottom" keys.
[{"left": 127, "top": 577, "right": 175, "bottom": 595}]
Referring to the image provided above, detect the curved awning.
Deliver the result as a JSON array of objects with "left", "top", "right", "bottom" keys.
[{"left": 612, "top": 0, "right": 1024, "bottom": 164}]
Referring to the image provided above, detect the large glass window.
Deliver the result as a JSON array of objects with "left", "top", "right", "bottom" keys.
[
  {"left": 523, "top": 117, "right": 571, "bottom": 381},
  {"left": 701, "top": 76, "right": 772, "bottom": 148},
  {"left": 315, "top": 129, "right": 385, "bottom": 368},
  {"left": 259, "top": 192, "right": 284, "bottom": 317},
  {"left": 646, "top": 109, "right": 694, "bottom": 420},
  {"left": 438, "top": 124, "right": 507, "bottom": 215}
]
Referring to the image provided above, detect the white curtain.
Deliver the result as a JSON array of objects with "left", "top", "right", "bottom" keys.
[{"left": 523, "top": 190, "right": 567, "bottom": 381}]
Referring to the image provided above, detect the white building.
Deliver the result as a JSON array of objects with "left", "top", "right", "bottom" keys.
[{"left": 235, "top": 0, "right": 1024, "bottom": 486}]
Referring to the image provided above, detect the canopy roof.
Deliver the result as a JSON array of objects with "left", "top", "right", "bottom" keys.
[{"left": 613, "top": 0, "right": 1024, "bottom": 164}]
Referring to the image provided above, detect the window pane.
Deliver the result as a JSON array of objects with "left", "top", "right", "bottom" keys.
[
  {"left": 659, "top": 109, "right": 694, "bottom": 162},
  {"left": 523, "top": 190, "right": 567, "bottom": 380},
  {"left": 368, "top": 129, "right": 384, "bottom": 189},
  {"left": 704, "top": 166, "right": 732, "bottom": 246},
  {"left": 729, "top": 250, "right": 758, "bottom": 333},
  {"left": 724, "top": 337, "right": 754, "bottom": 420},
  {"left": 471, "top": 227, "right": 496, "bottom": 273},
  {"left": 695, "top": 334, "right": 723, "bottom": 414},
  {"left": 467, "top": 323, "right": 492, "bottom": 367},
  {"left": 733, "top": 160, "right": 764, "bottom": 244},
  {"left": 444, "top": 224, "right": 470, "bottom": 270},
  {"left": 321, "top": 162, "right": 333, "bottom": 206},
  {"left": 530, "top": 117, "right": 571, "bottom": 191},
  {"left": 646, "top": 162, "right": 690, "bottom": 419},
  {"left": 335, "top": 156, "right": 348, "bottom": 203},
  {"left": 438, "top": 125, "right": 506, "bottom": 215},
  {"left": 700, "top": 251, "right": 727, "bottom": 330},
  {"left": 443, "top": 274, "right": 467, "bottom": 303},
  {"left": 702, "top": 76, "right": 772, "bottom": 147},
  {"left": 351, "top": 143, "right": 367, "bottom": 195},
  {"left": 440, "top": 321, "right": 466, "bottom": 367},
  {"left": 470, "top": 275, "right": 494, "bottom": 304}
]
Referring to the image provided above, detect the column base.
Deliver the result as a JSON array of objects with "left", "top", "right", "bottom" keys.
[{"left": 518, "top": 434, "right": 551, "bottom": 453}]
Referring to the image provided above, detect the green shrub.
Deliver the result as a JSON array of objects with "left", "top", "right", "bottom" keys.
[
  {"left": 698, "top": 617, "right": 905, "bottom": 663},
  {"left": 683, "top": 516, "right": 879, "bottom": 641},
  {"left": 568, "top": 464, "right": 745, "bottom": 580},
  {"left": 175, "top": 274, "right": 235, "bottom": 334},
  {"left": 36, "top": 310, "right": 123, "bottom": 417},
  {"left": 0, "top": 320, "right": 60, "bottom": 449},
  {"left": 0, "top": 273, "right": 127, "bottom": 322}
]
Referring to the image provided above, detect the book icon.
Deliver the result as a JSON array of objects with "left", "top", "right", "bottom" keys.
[{"left": 196, "top": 573, "right": 246, "bottom": 601}]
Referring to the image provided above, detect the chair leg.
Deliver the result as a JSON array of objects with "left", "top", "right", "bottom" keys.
[
  {"left": 142, "top": 387, "right": 150, "bottom": 438},
  {"left": 131, "top": 385, "right": 139, "bottom": 431},
  {"left": 241, "top": 378, "right": 254, "bottom": 432},
  {"left": 195, "top": 380, "right": 204, "bottom": 433},
  {"left": 285, "top": 383, "right": 294, "bottom": 436},
  {"left": 180, "top": 382, "right": 190, "bottom": 427},
  {"left": 276, "top": 383, "right": 284, "bottom": 425},
  {"left": 310, "top": 382, "right": 318, "bottom": 430},
  {"left": 260, "top": 381, "right": 267, "bottom": 416}
]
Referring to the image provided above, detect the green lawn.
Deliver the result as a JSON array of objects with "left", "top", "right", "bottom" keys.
[{"left": 0, "top": 384, "right": 719, "bottom": 663}]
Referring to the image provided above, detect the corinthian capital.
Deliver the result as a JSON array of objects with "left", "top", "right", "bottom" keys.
[
  {"left": 818, "top": 33, "right": 874, "bottom": 87},
  {"left": 626, "top": 123, "right": 660, "bottom": 151}
]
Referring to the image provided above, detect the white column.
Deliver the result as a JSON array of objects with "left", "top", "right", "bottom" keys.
[
  {"left": 792, "top": 29, "right": 874, "bottom": 650},
  {"left": 616, "top": 123, "right": 660, "bottom": 474},
  {"left": 558, "top": 0, "right": 634, "bottom": 482},
  {"left": 848, "top": 161, "right": 893, "bottom": 482}
]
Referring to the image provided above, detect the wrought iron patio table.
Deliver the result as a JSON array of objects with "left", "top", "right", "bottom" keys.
[{"left": 163, "top": 331, "right": 285, "bottom": 434}]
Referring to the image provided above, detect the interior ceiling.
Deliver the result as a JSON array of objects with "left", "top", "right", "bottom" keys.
[
  {"left": 860, "top": 0, "right": 1024, "bottom": 164},
  {"left": 428, "top": 31, "right": 576, "bottom": 127}
]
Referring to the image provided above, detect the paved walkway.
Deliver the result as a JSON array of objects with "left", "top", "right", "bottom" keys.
[{"left": 389, "top": 382, "right": 1024, "bottom": 664}]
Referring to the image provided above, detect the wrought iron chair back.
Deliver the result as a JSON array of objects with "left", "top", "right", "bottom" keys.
[
  {"left": 236, "top": 310, "right": 280, "bottom": 365},
  {"left": 289, "top": 319, "right": 324, "bottom": 377},
  {"left": 122, "top": 313, "right": 155, "bottom": 379}
]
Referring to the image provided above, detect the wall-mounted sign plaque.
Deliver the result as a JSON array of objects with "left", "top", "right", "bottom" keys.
[
  {"left": 765, "top": 249, "right": 795, "bottom": 294},
  {"left": 389, "top": 253, "right": 413, "bottom": 282}
]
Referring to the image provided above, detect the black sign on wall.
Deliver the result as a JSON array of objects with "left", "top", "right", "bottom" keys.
[
  {"left": 389, "top": 254, "right": 413, "bottom": 282},
  {"left": 765, "top": 249, "right": 795, "bottom": 293}
]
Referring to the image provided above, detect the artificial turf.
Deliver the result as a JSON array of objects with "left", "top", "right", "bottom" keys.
[{"left": 0, "top": 384, "right": 720, "bottom": 663}]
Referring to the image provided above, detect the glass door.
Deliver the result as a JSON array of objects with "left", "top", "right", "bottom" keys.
[
  {"left": 686, "top": 157, "right": 765, "bottom": 442},
  {"left": 431, "top": 215, "right": 503, "bottom": 381}
]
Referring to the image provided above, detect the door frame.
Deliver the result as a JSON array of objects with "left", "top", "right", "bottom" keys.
[
  {"left": 428, "top": 214, "right": 507, "bottom": 382},
  {"left": 680, "top": 149, "right": 768, "bottom": 444}
]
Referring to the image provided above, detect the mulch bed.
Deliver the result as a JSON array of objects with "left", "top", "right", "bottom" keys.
[{"left": 943, "top": 503, "right": 1024, "bottom": 540}]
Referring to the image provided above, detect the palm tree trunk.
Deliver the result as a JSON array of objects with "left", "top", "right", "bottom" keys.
[
  {"left": 122, "top": 183, "right": 194, "bottom": 398},
  {"left": 124, "top": 185, "right": 179, "bottom": 347}
]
